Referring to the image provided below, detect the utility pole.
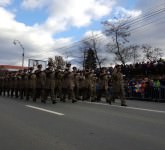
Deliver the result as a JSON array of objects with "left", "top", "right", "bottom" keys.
[{"left": 13, "top": 40, "right": 25, "bottom": 68}]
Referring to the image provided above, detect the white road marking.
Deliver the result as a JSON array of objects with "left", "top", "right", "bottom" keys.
[
  {"left": 26, "top": 105, "right": 64, "bottom": 116},
  {"left": 80, "top": 101, "right": 165, "bottom": 114}
]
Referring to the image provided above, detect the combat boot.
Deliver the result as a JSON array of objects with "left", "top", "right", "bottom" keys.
[
  {"left": 52, "top": 100, "right": 57, "bottom": 104},
  {"left": 41, "top": 100, "right": 46, "bottom": 104},
  {"left": 72, "top": 99, "right": 77, "bottom": 103},
  {"left": 121, "top": 104, "right": 127, "bottom": 106}
]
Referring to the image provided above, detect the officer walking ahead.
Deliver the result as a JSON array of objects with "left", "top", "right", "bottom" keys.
[{"left": 111, "top": 65, "right": 127, "bottom": 106}]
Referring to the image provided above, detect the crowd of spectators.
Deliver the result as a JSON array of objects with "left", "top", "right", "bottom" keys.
[
  {"left": 120, "top": 58, "right": 165, "bottom": 79},
  {"left": 117, "top": 58, "right": 165, "bottom": 101}
]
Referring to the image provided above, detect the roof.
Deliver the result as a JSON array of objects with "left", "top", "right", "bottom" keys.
[{"left": 0, "top": 65, "right": 28, "bottom": 70}]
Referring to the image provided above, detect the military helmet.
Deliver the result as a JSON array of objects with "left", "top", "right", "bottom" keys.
[
  {"left": 66, "top": 63, "right": 71, "bottom": 68},
  {"left": 23, "top": 68, "right": 28, "bottom": 72},
  {"left": 37, "top": 64, "right": 42, "bottom": 68},
  {"left": 28, "top": 67, "right": 34, "bottom": 70},
  {"left": 57, "top": 66, "right": 61, "bottom": 69},
  {"left": 72, "top": 66, "right": 77, "bottom": 70},
  {"left": 48, "top": 62, "right": 53, "bottom": 66}
]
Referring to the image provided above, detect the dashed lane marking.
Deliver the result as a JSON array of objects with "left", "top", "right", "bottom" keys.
[
  {"left": 26, "top": 105, "right": 64, "bottom": 116},
  {"left": 80, "top": 101, "right": 165, "bottom": 114}
]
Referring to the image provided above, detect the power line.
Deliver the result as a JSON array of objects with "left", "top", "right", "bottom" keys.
[
  {"left": 51, "top": 4, "right": 165, "bottom": 52},
  {"left": 96, "top": 7, "right": 165, "bottom": 39},
  {"left": 130, "top": 16, "right": 165, "bottom": 33},
  {"left": 125, "top": 7, "right": 165, "bottom": 28},
  {"left": 130, "top": 15, "right": 165, "bottom": 33},
  {"left": 26, "top": 2, "right": 165, "bottom": 60},
  {"left": 122, "top": 2, "right": 165, "bottom": 26}
]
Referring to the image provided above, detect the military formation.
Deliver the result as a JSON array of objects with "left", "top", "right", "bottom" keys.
[{"left": 0, "top": 63, "right": 127, "bottom": 106}]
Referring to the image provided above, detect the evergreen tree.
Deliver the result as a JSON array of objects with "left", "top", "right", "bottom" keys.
[{"left": 84, "top": 48, "right": 97, "bottom": 70}]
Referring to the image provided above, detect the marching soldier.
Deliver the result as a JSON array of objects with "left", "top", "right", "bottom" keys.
[
  {"left": 13, "top": 72, "right": 18, "bottom": 98},
  {"left": 97, "top": 68, "right": 110, "bottom": 103},
  {"left": 44, "top": 62, "right": 56, "bottom": 104},
  {"left": 2, "top": 74, "right": 7, "bottom": 96},
  {"left": 0, "top": 76, "right": 2, "bottom": 96},
  {"left": 90, "top": 71, "right": 97, "bottom": 102},
  {"left": 111, "top": 65, "right": 127, "bottom": 106},
  {"left": 78, "top": 71, "right": 86, "bottom": 100},
  {"left": 34, "top": 64, "right": 46, "bottom": 103},
  {"left": 74, "top": 71, "right": 81, "bottom": 100},
  {"left": 1, "top": 76, "right": 5, "bottom": 96},
  {"left": 15, "top": 70, "right": 22, "bottom": 98},
  {"left": 26, "top": 67, "right": 36, "bottom": 101},
  {"left": 6, "top": 73, "right": 11, "bottom": 97},
  {"left": 72, "top": 67, "right": 79, "bottom": 100},
  {"left": 83, "top": 69, "right": 93, "bottom": 101},
  {"left": 20, "top": 69, "right": 28, "bottom": 99},
  {"left": 54, "top": 66, "right": 63, "bottom": 101},
  {"left": 10, "top": 73, "right": 15, "bottom": 97},
  {"left": 62, "top": 63, "right": 77, "bottom": 103}
]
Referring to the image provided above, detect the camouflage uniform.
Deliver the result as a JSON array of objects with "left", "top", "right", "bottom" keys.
[
  {"left": 44, "top": 64, "right": 56, "bottom": 104},
  {"left": 26, "top": 67, "right": 36, "bottom": 101},
  {"left": 62, "top": 68, "right": 77, "bottom": 103},
  {"left": 0, "top": 77, "right": 2, "bottom": 95},
  {"left": 10, "top": 73, "right": 15, "bottom": 97},
  {"left": 13, "top": 74, "right": 17, "bottom": 98},
  {"left": 74, "top": 72, "right": 81, "bottom": 100},
  {"left": 1, "top": 77, "right": 5, "bottom": 96},
  {"left": 78, "top": 71, "right": 86, "bottom": 100},
  {"left": 29, "top": 71, "right": 37, "bottom": 101},
  {"left": 34, "top": 65, "right": 46, "bottom": 103},
  {"left": 97, "top": 69, "right": 110, "bottom": 103},
  {"left": 20, "top": 69, "right": 28, "bottom": 99},
  {"left": 83, "top": 70, "right": 93, "bottom": 100},
  {"left": 1, "top": 76, "right": 5, "bottom": 96},
  {"left": 54, "top": 69, "right": 63, "bottom": 101},
  {"left": 6, "top": 74, "right": 11, "bottom": 96},
  {"left": 3, "top": 75, "right": 9, "bottom": 96},
  {"left": 111, "top": 66, "right": 127, "bottom": 106},
  {"left": 15, "top": 71, "right": 22, "bottom": 98},
  {"left": 90, "top": 73, "right": 97, "bottom": 101}
]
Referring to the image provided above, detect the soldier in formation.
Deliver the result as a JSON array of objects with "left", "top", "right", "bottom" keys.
[
  {"left": 97, "top": 67, "right": 111, "bottom": 103},
  {"left": 110, "top": 65, "right": 127, "bottom": 106},
  {"left": 61, "top": 64, "right": 77, "bottom": 103},
  {"left": 44, "top": 62, "right": 56, "bottom": 104},
  {"left": 0, "top": 64, "right": 127, "bottom": 106}
]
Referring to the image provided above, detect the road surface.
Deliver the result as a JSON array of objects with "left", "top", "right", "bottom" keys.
[{"left": 0, "top": 96, "right": 165, "bottom": 150}]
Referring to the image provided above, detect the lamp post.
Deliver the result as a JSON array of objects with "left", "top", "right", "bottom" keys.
[{"left": 13, "top": 40, "right": 25, "bottom": 68}]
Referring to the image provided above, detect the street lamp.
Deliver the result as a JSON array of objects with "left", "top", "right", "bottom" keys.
[{"left": 13, "top": 40, "right": 25, "bottom": 68}]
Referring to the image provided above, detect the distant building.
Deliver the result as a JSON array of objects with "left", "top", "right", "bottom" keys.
[
  {"left": 0, "top": 65, "right": 28, "bottom": 71},
  {"left": 0, "top": 65, "right": 28, "bottom": 76}
]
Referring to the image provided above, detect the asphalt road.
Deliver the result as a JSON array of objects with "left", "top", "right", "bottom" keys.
[{"left": 0, "top": 96, "right": 165, "bottom": 150}]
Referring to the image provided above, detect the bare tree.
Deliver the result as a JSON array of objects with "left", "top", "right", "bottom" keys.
[
  {"left": 129, "top": 45, "right": 141, "bottom": 64},
  {"left": 102, "top": 20, "right": 133, "bottom": 65},
  {"left": 48, "top": 56, "right": 66, "bottom": 70},
  {"left": 142, "top": 44, "right": 163, "bottom": 62}
]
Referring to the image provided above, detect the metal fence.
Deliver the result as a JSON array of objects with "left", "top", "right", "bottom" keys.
[{"left": 126, "top": 85, "right": 165, "bottom": 102}]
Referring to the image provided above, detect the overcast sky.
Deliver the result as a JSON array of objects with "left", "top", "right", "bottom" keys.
[{"left": 0, "top": 0, "right": 165, "bottom": 67}]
